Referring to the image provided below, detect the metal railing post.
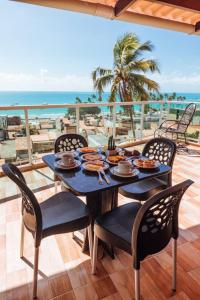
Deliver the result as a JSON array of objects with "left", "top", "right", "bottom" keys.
[
  {"left": 140, "top": 103, "right": 144, "bottom": 140},
  {"left": 24, "top": 109, "right": 32, "bottom": 164},
  {"left": 198, "top": 130, "right": 200, "bottom": 144},
  {"left": 113, "top": 103, "right": 116, "bottom": 139},
  {"left": 159, "top": 102, "right": 164, "bottom": 126},
  {"left": 167, "top": 101, "right": 170, "bottom": 119},
  {"left": 76, "top": 106, "right": 80, "bottom": 133}
]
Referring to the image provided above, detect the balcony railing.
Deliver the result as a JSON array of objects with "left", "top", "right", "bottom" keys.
[{"left": 0, "top": 100, "right": 199, "bottom": 170}]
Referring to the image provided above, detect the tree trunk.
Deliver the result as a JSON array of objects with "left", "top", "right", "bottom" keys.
[
  {"left": 128, "top": 105, "right": 135, "bottom": 139},
  {"left": 121, "top": 85, "right": 135, "bottom": 139}
]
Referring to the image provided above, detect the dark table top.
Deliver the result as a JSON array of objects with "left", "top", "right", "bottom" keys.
[{"left": 43, "top": 154, "right": 171, "bottom": 195}]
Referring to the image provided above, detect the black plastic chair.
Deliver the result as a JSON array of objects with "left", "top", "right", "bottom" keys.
[
  {"left": 54, "top": 133, "right": 88, "bottom": 153},
  {"left": 92, "top": 180, "right": 193, "bottom": 300},
  {"left": 54, "top": 133, "right": 88, "bottom": 193},
  {"left": 155, "top": 103, "right": 196, "bottom": 143},
  {"left": 2, "top": 163, "right": 92, "bottom": 299},
  {"left": 119, "top": 138, "right": 176, "bottom": 201}
]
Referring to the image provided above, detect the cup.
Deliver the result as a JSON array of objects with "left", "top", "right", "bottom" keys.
[
  {"left": 62, "top": 152, "right": 75, "bottom": 166},
  {"left": 118, "top": 160, "right": 133, "bottom": 174}
]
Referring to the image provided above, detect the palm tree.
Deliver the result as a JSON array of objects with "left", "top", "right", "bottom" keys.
[
  {"left": 75, "top": 97, "right": 81, "bottom": 104},
  {"left": 92, "top": 33, "right": 159, "bottom": 137},
  {"left": 172, "top": 92, "right": 177, "bottom": 100}
]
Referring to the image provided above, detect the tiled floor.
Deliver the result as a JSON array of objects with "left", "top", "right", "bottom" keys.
[{"left": 1, "top": 151, "right": 200, "bottom": 299}]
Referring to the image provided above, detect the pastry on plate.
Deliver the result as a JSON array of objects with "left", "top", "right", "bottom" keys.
[
  {"left": 107, "top": 155, "right": 124, "bottom": 164},
  {"left": 83, "top": 154, "right": 102, "bottom": 161},
  {"left": 79, "top": 147, "right": 97, "bottom": 153}
]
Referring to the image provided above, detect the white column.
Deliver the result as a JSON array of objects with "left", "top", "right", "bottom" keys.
[
  {"left": 159, "top": 102, "right": 164, "bottom": 126},
  {"left": 76, "top": 106, "right": 80, "bottom": 134},
  {"left": 112, "top": 103, "right": 116, "bottom": 139},
  {"left": 140, "top": 103, "right": 144, "bottom": 140},
  {"left": 167, "top": 101, "right": 170, "bottom": 119},
  {"left": 24, "top": 109, "right": 32, "bottom": 164}
]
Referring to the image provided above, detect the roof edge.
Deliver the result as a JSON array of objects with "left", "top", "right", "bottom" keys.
[{"left": 11, "top": 0, "right": 199, "bottom": 35}]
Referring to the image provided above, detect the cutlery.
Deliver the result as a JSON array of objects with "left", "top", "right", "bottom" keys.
[
  {"left": 100, "top": 168, "right": 110, "bottom": 184},
  {"left": 97, "top": 170, "right": 104, "bottom": 184}
]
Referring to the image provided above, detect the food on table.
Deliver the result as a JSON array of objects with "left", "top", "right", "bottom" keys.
[
  {"left": 135, "top": 159, "right": 156, "bottom": 168},
  {"left": 88, "top": 160, "right": 104, "bottom": 166},
  {"left": 79, "top": 147, "right": 97, "bottom": 153},
  {"left": 82, "top": 154, "right": 102, "bottom": 161},
  {"left": 124, "top": 149, "right": 140, "bottom": 157},
  {"left": 107, "top": 155, "right": 124, "bottom": 164},
  {"left": 84, "top": 161, "right": 104, "bottom": 171}
]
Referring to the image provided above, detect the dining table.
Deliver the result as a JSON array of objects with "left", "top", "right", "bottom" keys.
[{"left": 42, "top": 153, "right": 171, "bottom": 252}]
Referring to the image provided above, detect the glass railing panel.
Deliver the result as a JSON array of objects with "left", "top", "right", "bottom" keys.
[
  {"left": 0, "top": 109, "right": 28, "bottom": 169},
  {"left": 115, "top": 103, "right": 141, "bottom": 144},
  {"left": 77, "top": 104, "right": 113, "bottom": 147},
  {"left": 142, "top": 102, "right": 161, "bottom": 138},
  {"left": 29, "top": 107, "right": 72, "bottom": 163}
]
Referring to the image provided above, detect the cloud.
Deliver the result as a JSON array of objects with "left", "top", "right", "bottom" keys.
[
  {"left": 0, "top": 70, "right": 200, "bottom": 93},
  {"left": 152, "top": 72, "right": 200, "bottom": 92},
  {"left": 0, "top": 71, "right": 93, "bottom": 91}
]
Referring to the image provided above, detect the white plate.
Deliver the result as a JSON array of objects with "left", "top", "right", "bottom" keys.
[
  {"left": 82, "top": 162, "right": 109, "bottom": 172},
  {"left": 110, "top": 166, "right": 139, "bottom": 178},
  {"left": 82, "top": 153, "right": 105, "bottom": 161},
  {"left": 54, "top": 160, "right": 81, "bottom": 170},
  {"left": 55, "top": 151, "right": 78, "bottom": 159},
  {"left": 133, "top": 160, "right": 160, "bottom": 169}
]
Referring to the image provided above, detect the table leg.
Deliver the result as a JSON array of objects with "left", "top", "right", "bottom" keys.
[{"left": 82, "top": 187, "right": 118, "bottom": 252}]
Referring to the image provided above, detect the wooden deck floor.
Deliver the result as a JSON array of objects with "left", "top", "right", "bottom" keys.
[{"left": 0, "top": 151, "right": 200, "bottom": 300}]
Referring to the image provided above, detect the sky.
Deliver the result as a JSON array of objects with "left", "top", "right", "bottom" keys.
[{"left": 1, "top": 0, "right": 200, "bottom": 92}]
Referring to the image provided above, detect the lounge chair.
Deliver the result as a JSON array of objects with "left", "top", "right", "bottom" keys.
[{"left": 154, "top": 103, "right": 196, "bottom": 143}]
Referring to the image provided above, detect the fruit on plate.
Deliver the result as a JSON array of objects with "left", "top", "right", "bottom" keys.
[{"left": 107, "top": 155, "right": 124, "bottom": 164}]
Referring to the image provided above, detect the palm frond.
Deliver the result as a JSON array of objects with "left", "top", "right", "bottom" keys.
[
  {"left": 114, "top": 33, "right": 139, "bottom": 66},
  {"left": 92, "top": 67, "right": 112, "bottom": 82},
  {"left": 130, "top": 73, "right": 159, "bottom": 92},
  {"left": 125, "top": 41, "right": 154, "bottom": 64},
  {"left": 92, "top": 68, "right": 114, "bottom": 101},
  {"left": 126, "top": 59, "right": 160, "bottom": 73}
]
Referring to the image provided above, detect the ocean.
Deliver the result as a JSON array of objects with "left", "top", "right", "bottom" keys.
[{"left": 0, "top": 91, "right": 199, "bottom": 119}]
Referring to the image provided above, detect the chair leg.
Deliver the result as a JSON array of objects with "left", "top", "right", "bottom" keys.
[
  {"left": 184, "top": 133, "right": 187, "bottom": 144},
  {"left": 33, "top": 246, "right": 39, "bottom": 299},
  {"left": 55, "top": 181, "right": 58, "bottom": 194},
  {"left": 92, "top": 234, "right": 98, "bottom": 275},
  {"left": 87, "top": 225, "right": 93, "bottom": 258},
  {"left": 20, "top": 221, "right": 25, "bottom": 258},
  {"left": 172, "top": 238, "right": 177, "bottom": 292},
  {"left": 135, "top": 269, "right": 140, "bottom": 300}
]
